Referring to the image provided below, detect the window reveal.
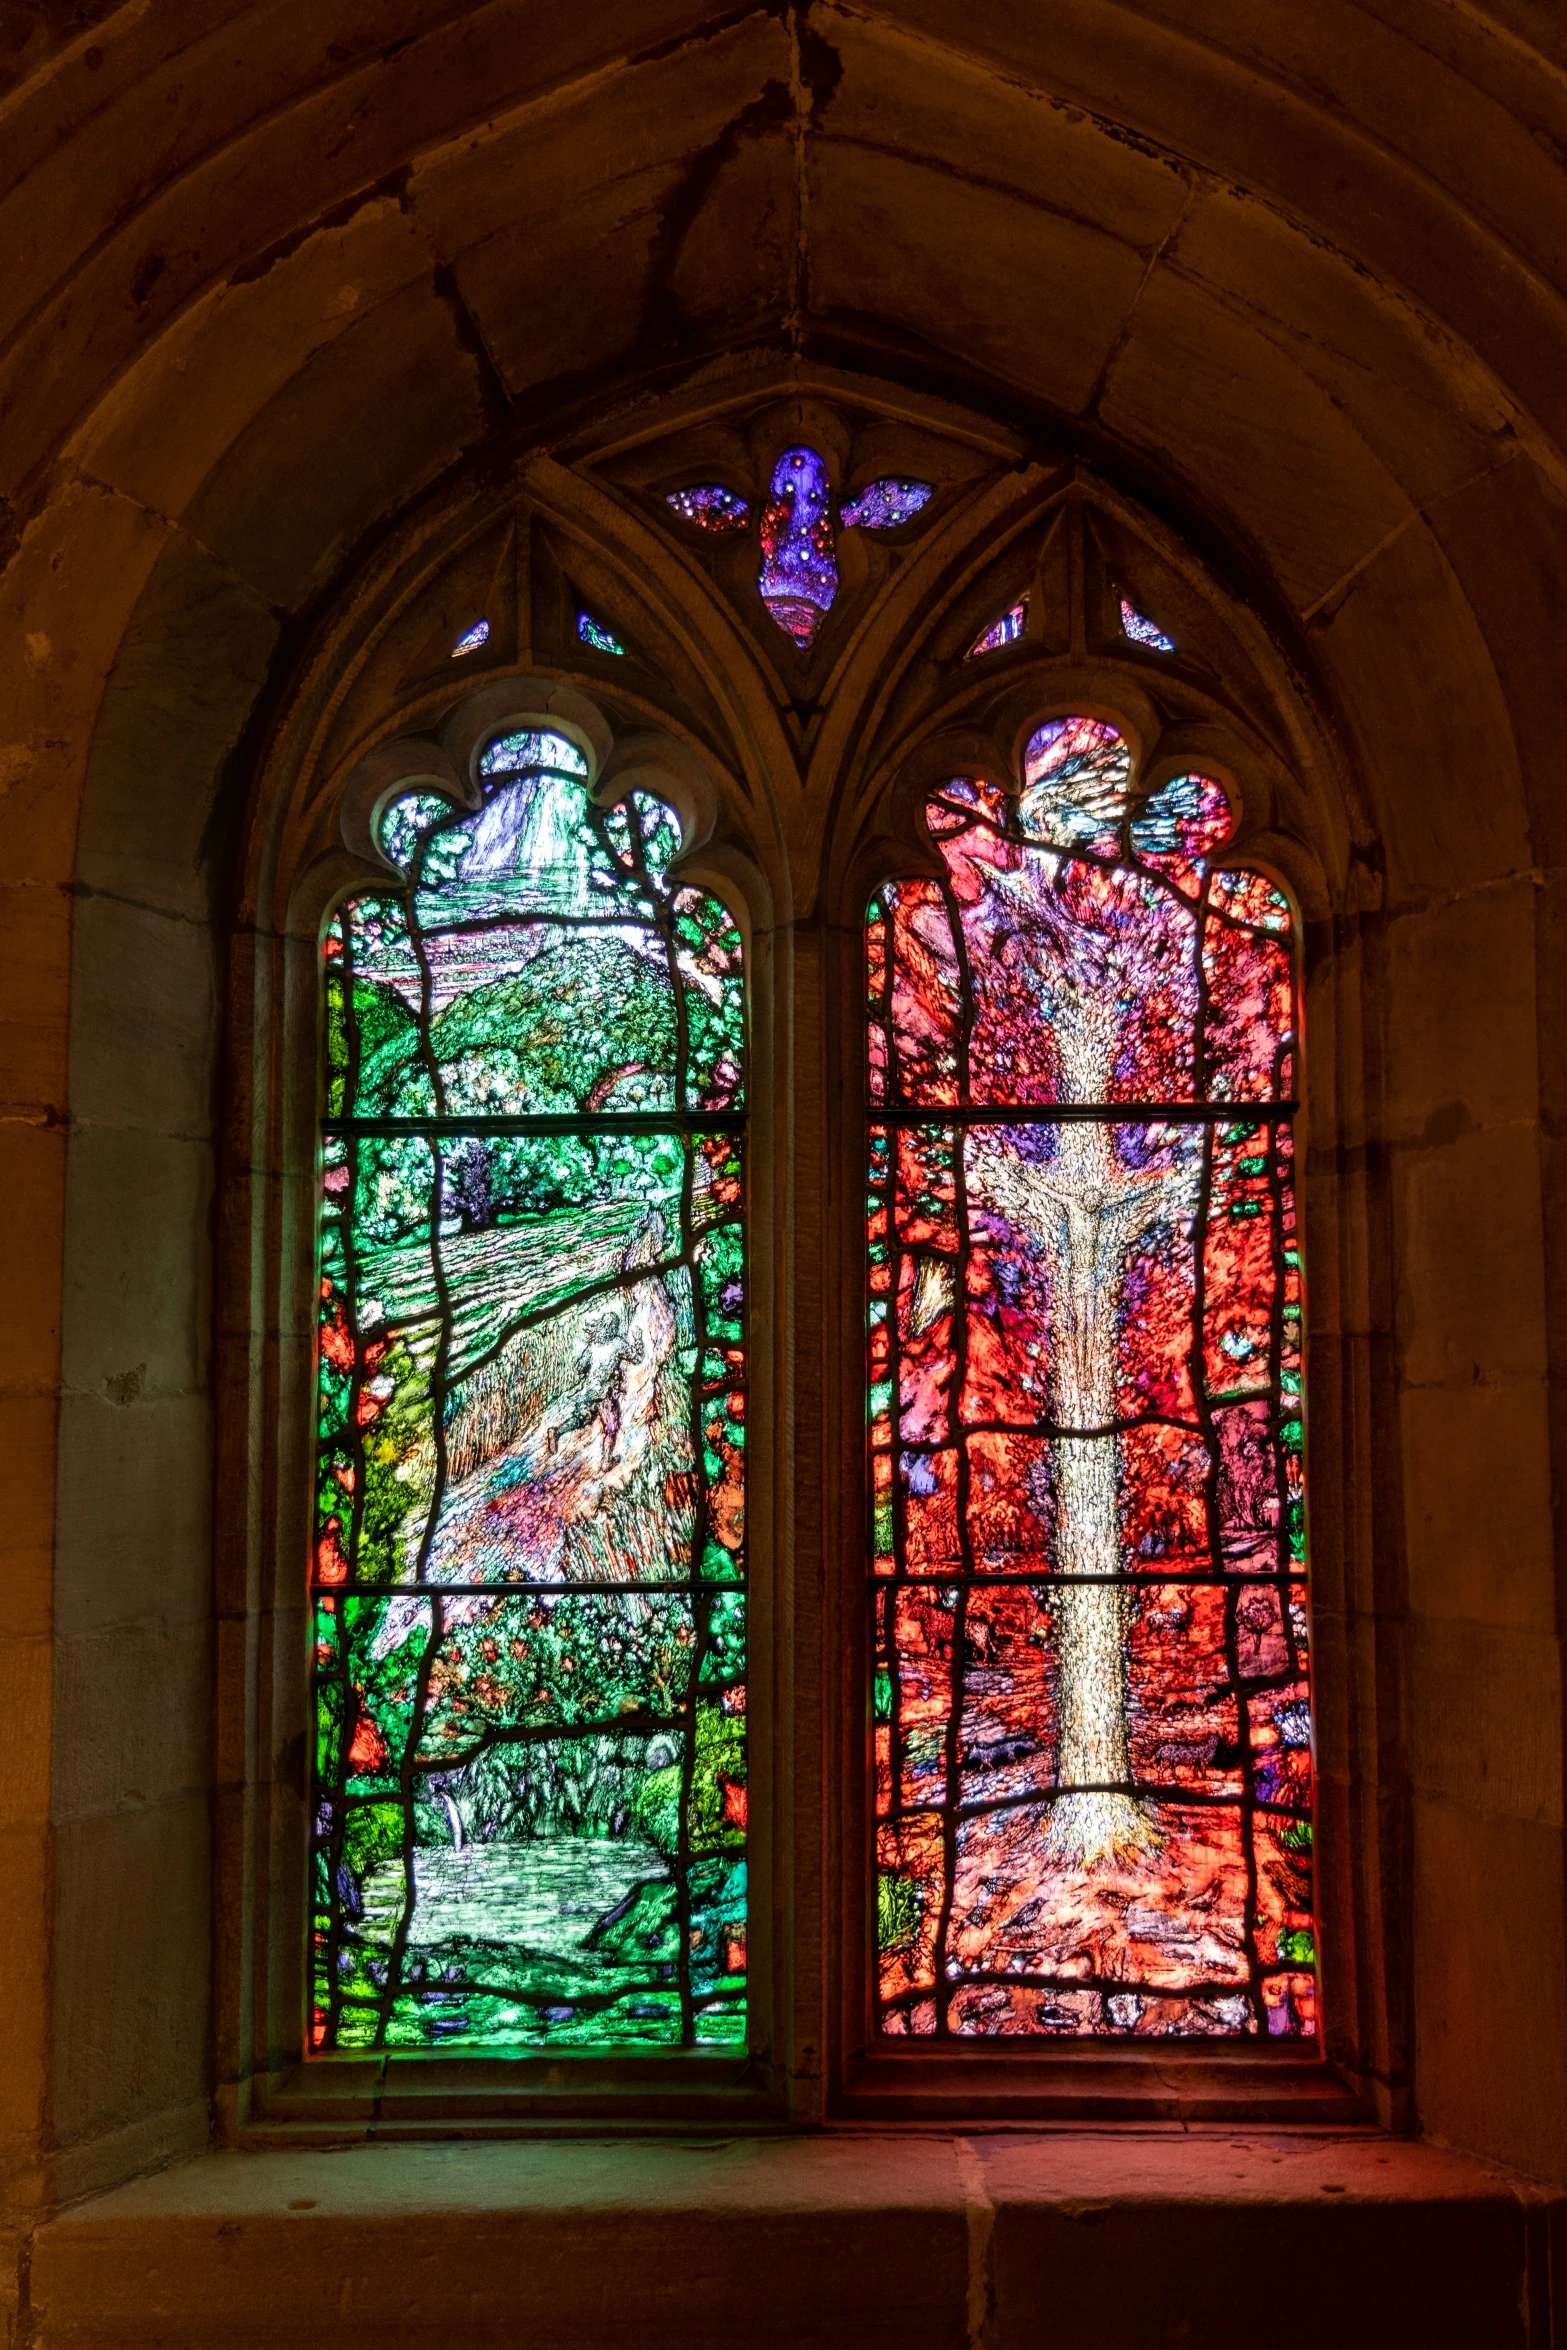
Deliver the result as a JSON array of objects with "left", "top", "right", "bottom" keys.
[
  {"left": 312, "top": 730, "right": 747, "bottom": 2054},
  {"left": 867, "top": 717, "right": 1314, "bottom": 2040}
]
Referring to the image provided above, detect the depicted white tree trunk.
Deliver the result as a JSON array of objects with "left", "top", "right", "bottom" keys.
[{"left": 972, "top": 978, "right": 1196, "bottom": 1865}]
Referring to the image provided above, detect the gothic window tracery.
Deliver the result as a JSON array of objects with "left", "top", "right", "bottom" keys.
[
  {"left": 665, "top": 445, "right": 935, "bottom": 646},
  {"left": 256, "top": 395, "right": 1335, "bottom": 2110}
]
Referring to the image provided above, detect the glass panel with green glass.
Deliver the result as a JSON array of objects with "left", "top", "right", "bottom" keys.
[{"left": 311, "top": 730, "right": 747, "bottom": 2056}]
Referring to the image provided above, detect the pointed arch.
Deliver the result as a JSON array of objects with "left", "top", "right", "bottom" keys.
[{"left": 209, "top": 371, "right": 1386, "bottom": 2129}]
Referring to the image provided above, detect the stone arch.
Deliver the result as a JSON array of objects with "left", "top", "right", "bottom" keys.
[
  {"left": 3, "top": 3, "right": 1563, "bottom": 2210},
  {"left": 204, "top": 409, "right": 1396, "bottom": 2133}
]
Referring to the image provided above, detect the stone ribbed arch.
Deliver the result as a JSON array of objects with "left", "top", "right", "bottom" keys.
[
  {"left": 1, "top": 0, "right": 1565, "bottom": 2211},
  {"left": 0, "top": 2, "right": 1563, "bottom": 517}
]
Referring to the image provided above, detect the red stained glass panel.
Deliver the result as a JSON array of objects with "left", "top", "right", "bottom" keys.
[{"left": 868, "top": 732, "right": 1316, "bottom": 2040}]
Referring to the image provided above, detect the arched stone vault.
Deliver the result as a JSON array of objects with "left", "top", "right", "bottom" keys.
[{"left": 1, "top": 0, "right": 1565, "bottom": 2219}]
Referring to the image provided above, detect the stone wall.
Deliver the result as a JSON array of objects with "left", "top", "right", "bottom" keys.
[{"left": 1, "top": 0, "right": 1564, "bottom": 2239}]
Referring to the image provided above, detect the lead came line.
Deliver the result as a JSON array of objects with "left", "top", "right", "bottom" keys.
[
  {"left": 324, "top": 1111, "right": 748, "bottom": 1139},
  {"left": 874, "top": 1102, "right": 1296, "bottom": 1126}
]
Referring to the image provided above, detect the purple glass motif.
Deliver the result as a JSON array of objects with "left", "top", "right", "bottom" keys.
[
  {"left": 840, "top": 478, "right": 934, "bottom": 531},
  {"left": 667, "top": 485, "right": 750, "bottom": 534},
  {"left": 968, "top": 598, "right": 1028, "bottom": 657},
  {"left": 1121, "top": 598, "right": 1176, "bottom": 653},
  {"left": 451, "top": 619, "right": 490, "bottom": 657},
  {"left": 758, "top": 446, "right": 838, "bottom": 647}
]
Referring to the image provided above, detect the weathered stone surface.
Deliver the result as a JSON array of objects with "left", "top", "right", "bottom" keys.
[
  {"left": 1382, "top": 882, "right": 1539, "bottom": 1144},
  {"left": 68, "top": 201, "right": 434, "bottom": 527},
  {"left": 180, "top": 283, "right": 490, "bottom": 613},
  {"left": 1412, "top": 1803, "right": 1567, "bottom": 2183},
  {"left": 34, "top": 2137, "right": 970, "bottom": 2348},
  {"left": 1163, "top": 186, "right": 1513, "bottom": 512},
  {"left": 1097, "top": 268, "right": 1415, "bottom": 616},
  {"left": 53, "top": 1391, "right": 213, "bottom": 1632},
  {"left": 59, "top": 1125, "right": 214, "bottom": 1400},
  {"left": 980, "top": 2132, "right": 1554, "bottom": 2350},
  {"left": 24, "top": 2134, "right": 1560, "bottom": 2349},
  {"left": 50, "top": 1799, "right": 212, "bottom": 2162},
  {"left": 812, "top": 140, "right": 1154, "bottom": 419},
  {"left": 72, "top": 533, "right": 278, "bottom": 923},
  {"left": 1314, "top": 516, "right": 1533, "bottom": 898},
  {"left": 1, "top": 13, "right": 1565, "bottom": 2346},
  {"left": 65, "top": 896, "right": 218, "bottom": 1140},
  {"left": 1400, "top": 1380, "right": 1556, "bottom": 1631},
  {"left": 1393, "top": 1125, "right": 1549, "bottom": 1390}
]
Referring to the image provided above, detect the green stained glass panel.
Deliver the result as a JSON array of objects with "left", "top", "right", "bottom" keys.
[{"left": 311, "top": 734, "right": 746, "bottom": 2054}]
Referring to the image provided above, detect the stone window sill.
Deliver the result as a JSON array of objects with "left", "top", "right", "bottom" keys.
[
  {"left": 241, "top": 2044, "right": 1357, "bottom": 2130},
  {"left": 26, "top": 2131, "right": 1563, "bottom": 2347}
]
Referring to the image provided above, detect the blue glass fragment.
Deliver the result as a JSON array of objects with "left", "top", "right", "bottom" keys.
[
  {"left": 840, "top": 478, "right": 934, "bottom": 531},
  {"left": 577, "top": 611, "right": 626, "bottom": 656},
  {"left": 1120, "top": 598, "right": 1176, "bottom": 653},
  {"left": 758, "top": 446, "right": 838, "bottom": 647}
]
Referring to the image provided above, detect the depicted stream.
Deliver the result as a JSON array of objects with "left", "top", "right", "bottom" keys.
[{"left": 359, "top": 1836, "right": 680, "bottom": 2043}]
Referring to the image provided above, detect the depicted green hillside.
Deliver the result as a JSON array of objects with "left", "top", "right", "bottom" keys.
[
  {"left": 351, "top": 935, "right": 677, "bottom": 1116},
  {"left": 325, "top": 972, "right": 420, "bottom": 1118}
]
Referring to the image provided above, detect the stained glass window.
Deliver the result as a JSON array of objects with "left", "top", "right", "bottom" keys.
[
  {"left": 577, "top": 611, "right": 626, "bottom": 656},
  {"left": 665, "top": 457, "right": 931, "bottom": 647},
  {"left": 867, "top": 716, "right": 1313, "bottom": 2042},
  {"left": 758, "top": 445, "right": 838, "bottom": 645},
  {"left": 1121, "top": 598, "right": 1176, "bottom": 654},
  {"left": 312, "top": 728, "right": 748, "bottom": 2055},
  {"left": 840, "top": 478, "right": 934, "bottom": 531},
  {"left": 451, "top": 619, "right": 490, "bottom": 657},
  {"left": 666, "top": 484, "right": 750, "bottom": 533},
  {"left": 969, "top": 599, "right": 1028, "bottom": 656}
]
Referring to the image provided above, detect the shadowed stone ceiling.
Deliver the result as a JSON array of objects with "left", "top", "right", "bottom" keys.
[{"left": 1, "top": 0, "right": 1564, "bottom": 632}]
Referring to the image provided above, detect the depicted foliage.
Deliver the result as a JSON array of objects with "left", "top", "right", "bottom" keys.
[
  {"left": 311, "top": 730, "right": 747, "bottom": 2054},
  {"left": 867, "top": 722, "right": 1316, "bottom": 2041}
]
